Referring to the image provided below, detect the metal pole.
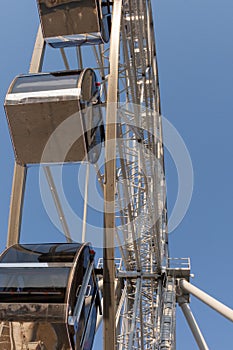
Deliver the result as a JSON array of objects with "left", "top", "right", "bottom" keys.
[
  {"left": 179, "top": 279, "right": 233, "bottom": 322},
  {"left": 179, "top": 302, "right": 209, "bottom": 350},
  {"left": 103, "top": 1, "right": 122, "bottom": 349},
  {"left": 76, "top": 46, "right": 83, "bottom": 69},
  {"left": 7, "top": 164, "right": 27, "bottom": 247},
  {"left": 96, "top": 279, "right": 104, "bottom": 332},
  {"left": 7, "top": 26, "right": 45, "bottom": 247},
  {"left": 96, "top": 279, "right": 122, "bottom": 332},
  {"left": 82, "top": 164, "right": 90, "bottom": 242},
  {"left": 44, "top": 167, "right": 72, "bottom": 243},
  {"left": 60, "top": 48, "right": 70, "bottom": 70},
  {"left": 29, "top": 26, "right": 46, "bottom": 74}
]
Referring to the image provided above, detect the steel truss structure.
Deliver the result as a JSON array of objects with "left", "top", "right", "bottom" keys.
[{"left": 2, "top": 1, "right": 233, "bottom": 349}]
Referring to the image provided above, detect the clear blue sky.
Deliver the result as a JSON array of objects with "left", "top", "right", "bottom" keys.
[{"left": 0, "top": 1, "right": 232, "bottom": 349}]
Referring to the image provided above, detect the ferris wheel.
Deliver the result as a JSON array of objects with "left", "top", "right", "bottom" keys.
[{"left": 1, "top": 1, "right": 232, "bottom": 350}]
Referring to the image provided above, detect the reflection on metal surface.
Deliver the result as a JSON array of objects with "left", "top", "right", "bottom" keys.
[
  {"left": 0, "top": 321, "right": 68, "bottom": 350},
  {"left": 0, "top": 243, "right": 100, "bottom": 350},
  {"left": 37, "top": 0, "right": 112, "bottom": 47},
  {"left": 4, "top": 69, "right": 104, "bottom": 165},
  {"left": 0, "top": 304, "right": 67, "bottom": 322}
]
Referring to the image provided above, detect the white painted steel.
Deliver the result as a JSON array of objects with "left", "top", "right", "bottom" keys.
[
  {"left": 6, "top": 88, "right": 81, "bottom": 102},
  {"left": 29, "top": 26, "right": 45, "bottom": 74},
  {"left": 113, "top": 1, "right": 169, "bottom": 348},
  {"left": 44, "top": 166, "right": 72, "bottom": 243},
  {"left": 7, "top": 164, "right": 27, "bottom": 247},
  {"left": 179, "top": 302, "right": 209, "bottom": 350},
  {"left": 160, "top": 277, "right": 176, "bottom": 350},
  {"left": 128, "top": 278, "right": 141, "bottom": 349},
  {"left": 103, "top": 1, "right": 122, "bottom": 349},
  {"left": 180, "top": 279, "right": 233, "bottom": 322}
]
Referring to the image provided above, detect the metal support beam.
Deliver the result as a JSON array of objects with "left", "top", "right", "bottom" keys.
[
  {"left": 7, "top": 164, "right": 27, "bottom": 247},
  {"left": 96, "top": 279, "right": 122, "bottom": 332},
  {"left": 103, "top": 1, "right": 122, "bottom": 350},
  {"left": 160, "top": 277, "right": 176, "bottom": 349},
  {"left": 179, "top": 279, "right": 233, "bottom": 322},
  {"left": 128, "top": 278, "right": 141, "bottom": 349},
  {"left": 76, "top": 46, "right": 83, "bottom": 69},
  {"left": 60, "top": 48, "right": 70, "bottom": 70},
  {"left": 179, "top": 302, "right": 209, "bottom": 350},
  {"left": 7, "top": 26, "right": 45, "bottom": 247},
  {"left": 29, "top": 26, "right": 46, "bottom": 73},
  {"left": 44, "top": 167, "right": 72, "bottom": 243},
  {"left": 96, "top": 279, "right": 104, "bottom": 332},
  {"left": 82, "top": 164, "right": 90, "bottom": 243}
]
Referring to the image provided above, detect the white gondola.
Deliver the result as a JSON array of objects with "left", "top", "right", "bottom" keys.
[
  {"left": 5, "top": 69, "right": 104, "bottom": 165},
  {"left": 0, "top": 243, "right": 100, "bottom": 350},
  {"left": 37, "top": 0, "right": 111, "bottom": 47}
]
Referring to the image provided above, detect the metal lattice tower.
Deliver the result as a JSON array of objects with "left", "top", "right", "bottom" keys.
[{"left": 2, "top": 1, "right": 233, "bottom": 350}]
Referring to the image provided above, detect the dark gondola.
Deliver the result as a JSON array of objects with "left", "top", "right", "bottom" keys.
[
  {"left": 37, "top": 0, "right": 111, "bottom": 47},
  {"left": 4, "top": 69, "right": 104, "bottom": 165},
  {"left": 0, "top": 243, "right": 100, "bottom": 350}
]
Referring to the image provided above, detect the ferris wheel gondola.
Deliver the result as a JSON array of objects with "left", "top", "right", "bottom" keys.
[
  {"left": 37, "top": 0, "right": 112, "bottom": 47},
  {"left": 5, "top": 69, "right": 104, "bottom": 165},
  {"left": 0, "top": 243, "right": 100, "bottom": 350}
]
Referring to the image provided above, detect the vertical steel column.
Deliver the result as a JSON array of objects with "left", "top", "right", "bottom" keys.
[
  {"left": 7, "top": 27, "right": 45, "bottom": 247},
  {"left": 179, "top": 302, "right": 209, "bottom": 350},
  {"left": 160, "top": 277, "right": 176, "bottom": 350},
  {"left": 103, "top": 1, "right": 122, "bottom": 349}
]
